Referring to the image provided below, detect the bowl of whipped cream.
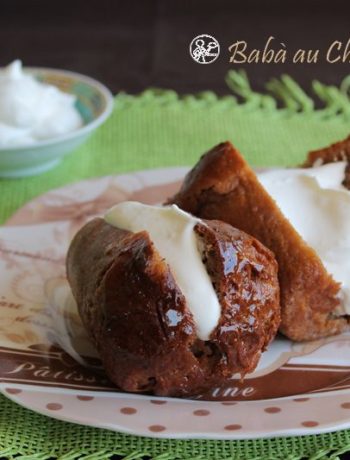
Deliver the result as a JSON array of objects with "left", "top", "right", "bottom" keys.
[{"left": 0, "top": 60, "right": 114, "bottom": 178}]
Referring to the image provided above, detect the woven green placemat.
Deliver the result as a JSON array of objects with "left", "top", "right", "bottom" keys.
[{"left": 1, "top": 71, "right": 350, "bottom": 459}]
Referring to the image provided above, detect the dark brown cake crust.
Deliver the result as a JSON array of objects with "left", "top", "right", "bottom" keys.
[
  {"left": 195, "top": 220, "right": 280, "bottom": 375},
  {"left": 168, "top": 141, "right": 349, "bottom": 342},
  {"left": 66, "top": 216, "right": 280, "bottom": 397},
  {"left": 303, "top": 134, "right": 350, "bottom": 189}
]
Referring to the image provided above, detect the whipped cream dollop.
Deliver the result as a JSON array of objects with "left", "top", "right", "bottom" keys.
[
  {"left": 105, "top": 202, "right": 221, "bottom": 340},
  {"left": 0, "top": 60, "right": 82, "bottom": 147},
  {"left": 258, "top": 162, "right": 350, "bottom": 313}
]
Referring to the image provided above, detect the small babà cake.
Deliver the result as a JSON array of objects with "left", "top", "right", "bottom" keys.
[
  {"left": 169, "top": 141, "right": 350, "bottom": 341},
  {"left": 303, "top": 134, "right": 350, "bottom": 189},
  {"left": 66, "top": 202, "right": 280, "bottom": 397}
]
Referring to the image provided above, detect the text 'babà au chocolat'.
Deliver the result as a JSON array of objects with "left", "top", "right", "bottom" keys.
[{"left": 229, "top": 36, "right": 350, "bottom": 64}]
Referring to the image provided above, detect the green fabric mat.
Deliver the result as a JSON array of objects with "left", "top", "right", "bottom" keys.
[{"left": 1, "top": 72, "right": 350, "bottom": 459}]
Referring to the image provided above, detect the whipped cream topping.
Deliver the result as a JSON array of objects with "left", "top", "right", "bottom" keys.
[
  {"left": 105, "top": 202, "right": 221, "bottom": 340},
  {"left": 0, "top": 60, "right": 82, "bottom": 147},
  {"left": 258, "top": 161, "right": 350, "bottom": 313}
]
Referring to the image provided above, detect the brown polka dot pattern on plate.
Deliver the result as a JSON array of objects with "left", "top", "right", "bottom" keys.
[
  {"left": 46, "top": 403, "right": 63, "bottom": 411},
  {"left": 224, "top": 424, "right": 242, "bottom": 431},
  {"left": 301, "top": 421, "right": 319, "bottom": 427},
  {"left": 341, "top": 402, "right": 350, "bottom": 409},
  {"left": 193, "top": 409, "right": 210, "bottom": 416},
  {"left": 150, "top": 400, "right": 167, "bottom": 405},
  {"left": 77, "top": 395, "right": 94, "bottom": 401},
  {"left": 221, "top": 402, "right": 237, "bottom": 406},
  {"left": 5, "top": 388, "right": 22, "bottom": 395},
  {"left": 149, "top": 425, "right": 166, "bottom": 432},
  {"left": 293, "top": 398, "right": 310, "bottom": 402},
  {"left": 264, "top": 407, "right": 281, "bottom": 414},
  {"left": 120, "top": 407, "right": 137, "bottom": 415}
]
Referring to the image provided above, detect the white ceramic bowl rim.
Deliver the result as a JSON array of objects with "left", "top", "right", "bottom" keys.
[{"left": 0, "top": 66, "right": 115, "bottom": 151}]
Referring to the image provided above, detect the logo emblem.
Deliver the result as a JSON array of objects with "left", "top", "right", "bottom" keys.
[{"left": 189, "top": 34, "right": 220, "bottom": 64}]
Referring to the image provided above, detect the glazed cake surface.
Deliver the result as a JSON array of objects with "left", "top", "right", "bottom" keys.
[
  {"left": 169, "top": 141, "right": 349, "bottom": 341},
  {"left": 66, "top": 214, "right": 280, "bottom": 396}
]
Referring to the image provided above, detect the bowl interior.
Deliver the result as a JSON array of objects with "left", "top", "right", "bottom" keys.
[{"left": 33, "top": 71, "right": 108, "bottom": 125}]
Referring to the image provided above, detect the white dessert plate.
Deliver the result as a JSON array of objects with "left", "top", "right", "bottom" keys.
[{"left": 1, "top": 167, "right": 350, "bottom": 439}]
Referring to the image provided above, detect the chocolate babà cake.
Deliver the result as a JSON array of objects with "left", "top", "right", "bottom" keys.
[
  {"left": 169, "top": 142, "right": 350, "bottom": 342},
  {"left": 303, "top": 134, "right": 350, "bottom": 189},
  {"left": 67, "top": 204, "right": 280, "bottom": 397}
]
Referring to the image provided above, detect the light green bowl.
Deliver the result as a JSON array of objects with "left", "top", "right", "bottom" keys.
[{"left": 0, "top": 67, "right": 114, "bottom": 178}]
